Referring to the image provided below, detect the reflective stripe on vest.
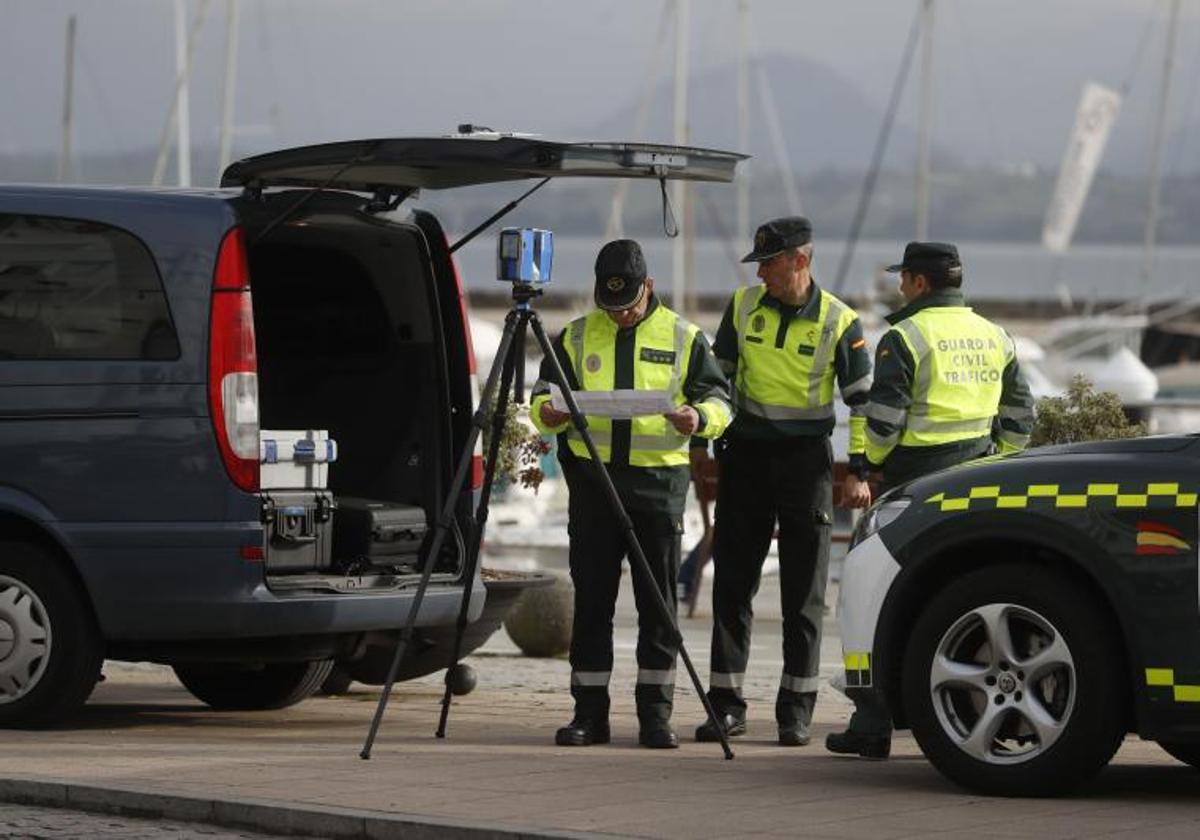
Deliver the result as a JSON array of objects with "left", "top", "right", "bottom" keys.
[
  {"left": 891, "top": 309, "right": 1010, "bottom": 448},
  {"left": 562, "top": 306, "right": 695, "bottom": 466},
  {"left": 732, "top": 285, "right": 851, "bottom": 422}
]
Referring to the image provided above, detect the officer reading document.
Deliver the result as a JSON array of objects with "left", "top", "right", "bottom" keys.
[
  {"left": 530, "top": 240, "right": 732, "bottom": 749},
  {"left": 694, "top": 217, "right": 873, "bottom": 747},
  {"left": 826, "top": 241, "right": 1034, "bottom": 759}
]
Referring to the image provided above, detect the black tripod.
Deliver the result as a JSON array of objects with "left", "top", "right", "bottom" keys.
[{"left": 360, "top": 283, "right": 734, "bottom": 760}]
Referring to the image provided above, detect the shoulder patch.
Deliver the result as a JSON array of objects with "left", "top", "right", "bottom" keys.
[{"left": 851, "top": 338, "right": 867, "bottom": 350}]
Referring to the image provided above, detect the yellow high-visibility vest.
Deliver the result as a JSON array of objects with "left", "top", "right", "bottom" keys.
[
  {"left": 732, "top": 285, "right": 859, "bottom": 423},
  {"left": 890, "top": 307, "right": 1012, "bottom": 447},
  {"left": 554, "top": 304, "right": 727, "bottom": 467}
]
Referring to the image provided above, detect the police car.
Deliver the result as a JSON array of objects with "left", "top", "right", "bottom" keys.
[{"left": 839, "top": 434, "right": 1200, "bottom": 795}]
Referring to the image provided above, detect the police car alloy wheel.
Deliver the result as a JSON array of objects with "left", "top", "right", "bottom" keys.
[
  {"left": 901, "top": 564, "right": 1126, "bottom": 796},
  {"left": 929, "top": 602, "right": 1075, "bottom": 765},
  {"left": 0, "top": 541, "right": 103, "bottom": 727}
]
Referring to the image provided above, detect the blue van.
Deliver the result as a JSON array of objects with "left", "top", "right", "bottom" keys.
[{"left": 0, "top": 133, "right": 742, "bottom": 725}]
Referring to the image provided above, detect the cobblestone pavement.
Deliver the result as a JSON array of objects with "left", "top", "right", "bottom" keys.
[{"left": 0, "top": 803, "right": 300, "bottom": 839}]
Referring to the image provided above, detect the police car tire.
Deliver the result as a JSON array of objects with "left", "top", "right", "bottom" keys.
[
  {"left": 1158, "top": 741, "right": 1200, "bottom": 770},
  {"left": 901, "top": 564, "right": 1126, "bottom": 797},
  {"left": 0, "top": 541, "right": 103, "bottom": 728}
]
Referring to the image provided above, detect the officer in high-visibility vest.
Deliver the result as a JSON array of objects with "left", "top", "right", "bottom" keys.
[
  {"left": 693, "top": 216, "right": 874, "bottom": 747},
  {"left": 530, "top": 239, "right": 733, "bottom": 750},
  {"left": 826, "top": 241, "right": 1034, "bottom": 760}
]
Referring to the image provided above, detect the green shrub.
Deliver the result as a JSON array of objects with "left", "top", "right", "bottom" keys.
[{"left": 1030, "top": 375, "right": 1145, "bottom": 447}]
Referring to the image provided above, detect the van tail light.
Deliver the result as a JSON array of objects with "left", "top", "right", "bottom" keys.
[
  {"left": 444, "top": 233, "right": 484, "bottom": 491},
  {"left": 208, "top": 227, "right": 260, "bottom": 493}
]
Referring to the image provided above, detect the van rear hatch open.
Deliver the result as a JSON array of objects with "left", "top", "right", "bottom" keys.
[
  {"left": 222, "top": 132, "right": 745, "bottom": 590},
  {"left": 220, "top": 134, "right": 745, "bottom": 194}
]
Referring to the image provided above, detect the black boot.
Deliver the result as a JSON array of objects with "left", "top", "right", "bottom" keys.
[
  {"left": 694, "top": 713, "right": 746, "bottom": 742},
  {"left": 778, "top": 722, "right": 811, "bottom": 747},
  {"left": 825, "top": 728, "right": 890, "bottom": 759},
  {"left": 555, "top": 718, "right": 611, "bottom": 746},
  {"left": 638, "top": 723, "right": 679, "bottom": 749}
]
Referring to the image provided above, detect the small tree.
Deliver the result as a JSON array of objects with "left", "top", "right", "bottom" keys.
[{"left": 1030, "top": 374, "right": 1145, "bottom": 448}]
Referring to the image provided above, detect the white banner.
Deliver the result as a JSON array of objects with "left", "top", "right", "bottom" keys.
[{"left": 1042, "top": 82, "right": 1122, "bottom": 253}]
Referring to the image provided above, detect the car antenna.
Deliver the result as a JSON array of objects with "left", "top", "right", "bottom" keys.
[
  {"left": 251, "top": 140, "right": 385, "bottom": 245},
  {"left": 448, "top": 177, "right": 551, "bottom": 254}
]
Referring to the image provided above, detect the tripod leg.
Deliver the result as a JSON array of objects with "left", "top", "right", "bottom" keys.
[
  {"left": 436, "top": 312, "right": 523, "bottom": 738},
  {"left": 527, "top": 312, "right": 734, "bottom": 760},
  {"left": 360, "top": 309, "right": 522, "bottom": 759}
]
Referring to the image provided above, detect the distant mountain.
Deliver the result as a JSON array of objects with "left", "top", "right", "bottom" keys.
[{"left": 576, "top": 52, "right": 959, "bottom": 174}]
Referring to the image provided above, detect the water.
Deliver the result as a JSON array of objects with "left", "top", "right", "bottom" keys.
[{"left": 452, "top": 236, "right": 1200, "bottom": 303}]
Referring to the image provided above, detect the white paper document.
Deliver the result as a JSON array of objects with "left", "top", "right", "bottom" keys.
[{"left": 549, "top": 383, "right": 676, "bottom": 419}]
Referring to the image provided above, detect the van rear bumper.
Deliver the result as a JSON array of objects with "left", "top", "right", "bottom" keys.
[{"left": 61, "top": 520, "right": 484, "bottom": 641}]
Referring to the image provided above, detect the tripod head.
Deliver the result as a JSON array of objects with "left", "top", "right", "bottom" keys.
[{"left": 510, "top": 283, "right": 544, "bottom": 310}]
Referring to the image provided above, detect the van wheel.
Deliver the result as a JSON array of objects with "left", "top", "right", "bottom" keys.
[
  {"left": 0, "top": 541, "right": 103, "bottom": 728},
  {"left": 318, "top": 665, "right": 354, "bottom": 695},
  {"left": 901, "top": 564, "right": 1126, "bottom": 796},
  {"left": 174, "top": 660, "right": 334, "bottom": 710},
  {"left": 1159, "top": 742, "right": 1200, "bottom": 769}
]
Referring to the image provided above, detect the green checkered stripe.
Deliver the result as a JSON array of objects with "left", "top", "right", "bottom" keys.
[
  {"left": 926, "top": 483, "right": 1199, "bottom": 512},
  {"left": 844, "top": 651, "right": 872, "bottom": 688},
  {"left": 1146, "top": 668, "right": 1200, "bottom": 703}
]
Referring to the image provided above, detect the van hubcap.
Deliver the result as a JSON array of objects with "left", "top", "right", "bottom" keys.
[
  {"left": 0, "top": 576, "right": 51, "bottom": 704},
  {"left": 929, "top": 602, "right": 1076, "bottom": 765}
]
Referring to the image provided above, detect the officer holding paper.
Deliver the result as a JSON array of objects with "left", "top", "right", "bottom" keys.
[{"left": 530, "top": 239, "right": 732, "bottom": 749}]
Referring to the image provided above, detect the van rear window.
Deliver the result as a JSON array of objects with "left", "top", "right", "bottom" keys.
[{"left": 0, "top": 213, "right": 179, "bottom": 360}]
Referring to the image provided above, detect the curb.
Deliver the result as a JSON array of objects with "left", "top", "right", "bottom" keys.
[{"left": 0, "top": 777, "right": 602, "bottom": 839}]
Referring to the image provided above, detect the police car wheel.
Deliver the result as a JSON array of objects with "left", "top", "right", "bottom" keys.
[
  {"left": 0, "top": 541, "right": 103, "bottom": 728},
  {"left": 901, "top": 564, "right": 1126, "bottom": 796},
  {"left": 1158, "top": 741, "right": 1200, "bottom": 769}
]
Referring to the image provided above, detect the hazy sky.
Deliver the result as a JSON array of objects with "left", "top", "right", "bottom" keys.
[{"left": 3, "top": 0, "right": 1199, "bottom": 178}]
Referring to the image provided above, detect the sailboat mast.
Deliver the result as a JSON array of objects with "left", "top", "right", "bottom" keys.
[
  {"left": 58, "top": 15, "right": 76, "bottom": 184},
  {"left": 175, "top": 0, "right": 192, "bottom": 187},
  {"left": 217, "top": 0, "right": 241, "bottom": 180},
  {"left": 915, "top": 0, "right": 935, "bottom": 240},
  {"left": 672, "top": 0, "right": 690, "bottom": 314},
  {"left": 152, "top": 0, "right": 209, "bottom": 186},
  {"left": 1140, "top": 0, "right": 1182, "bottom": 305},
  {"left": 737, "top": 0, "right": 751, "bottom": 282}
]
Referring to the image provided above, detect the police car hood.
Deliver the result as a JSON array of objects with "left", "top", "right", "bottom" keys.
[
  {"left": 1010, "top": 434, "right": 1196, "bottom": 458},
  {"left": 893, "top": 434, "right": 1199, "bottom": 502}
]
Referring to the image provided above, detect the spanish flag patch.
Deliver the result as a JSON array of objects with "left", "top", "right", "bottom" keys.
[
  {"left": 851, "top": 338, "right": 867, "bottom": 350},
  {"left": 1136, "top": 521, "right": 1191, "bottom": 555}
]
